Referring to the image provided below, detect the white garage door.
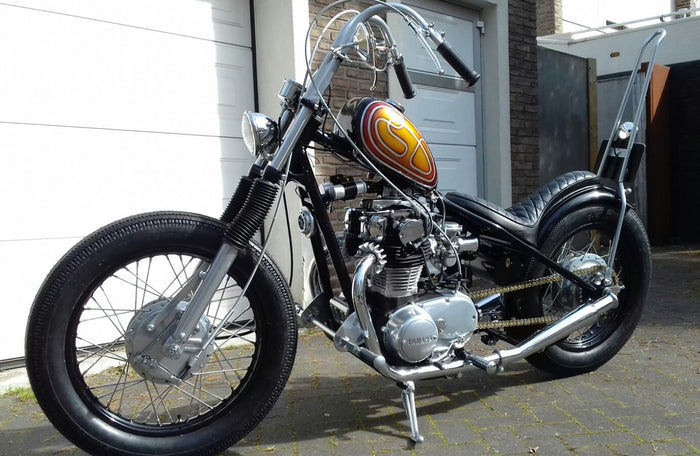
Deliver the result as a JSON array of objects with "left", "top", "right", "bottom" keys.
[
  {"left": 389, "top": 1, "right": 483, "bottom": 196},
  {"left": 0, "top": 0, "right": 254, "bottom": 361}
]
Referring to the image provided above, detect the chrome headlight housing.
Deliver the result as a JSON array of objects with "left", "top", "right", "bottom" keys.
[{"left": 241, "top": 111, "right": 279, "bottom": 159}]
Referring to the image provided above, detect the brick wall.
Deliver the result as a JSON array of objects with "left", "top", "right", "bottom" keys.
[
  {"left": 308, "top": 0, "right": 388, "bottom": 229},
  {"left": 509, "top": 0, "right": 540, "bottom": 202},
  {"left": 673, "top": 0, "right": 700, "bottom": 11},
  {"left": 536, "top": 0, "right": 562, "bottom": 36}
]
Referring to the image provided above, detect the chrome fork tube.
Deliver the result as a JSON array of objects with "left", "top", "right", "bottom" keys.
[{"left": 170, "top": 243, "right": 239, "bottom": 346}]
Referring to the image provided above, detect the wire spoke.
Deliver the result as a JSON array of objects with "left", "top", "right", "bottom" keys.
[
  {"left": 173, "top": 381, "right": 223, "bottom": 407},
  {"left": 93, "top": 378, "right": 147, "bottom": 399},
  {"left": 89, "top": 288, "right": 128, "bottom": 336},
  {"left": 114, "top": 266, "right": 167, "bottom": 302},
  {"left": 75, "top": 251, "right": 257, "bottom": 427},
  {"left": 543, "top": 227, "right": 620, "bottom": 344},
  {"left": 76, "top": 336, "right": 128, "bottom": 375}
]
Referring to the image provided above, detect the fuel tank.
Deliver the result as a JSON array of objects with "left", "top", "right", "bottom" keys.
[{"left": 337, "top": 97, "right": 437, "bottom": 190}]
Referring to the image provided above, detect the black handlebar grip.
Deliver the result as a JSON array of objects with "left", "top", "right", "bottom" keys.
[
  {"left": 436, "top": 41, "right": 480, "bottom": 87},
  {"left": 393, "top": 55, "right": 416, "bottom": 99}
]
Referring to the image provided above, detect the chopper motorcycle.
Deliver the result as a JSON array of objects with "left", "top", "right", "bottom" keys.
[{"left": 25, "top": 2, "right": 664, "bottom": 455}]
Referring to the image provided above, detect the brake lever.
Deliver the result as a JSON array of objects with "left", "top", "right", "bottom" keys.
[{"left": 407, "top": 20, "right": 444, "bottom": 75}]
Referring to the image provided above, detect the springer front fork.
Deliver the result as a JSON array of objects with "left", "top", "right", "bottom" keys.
[{"left": 149, "top": 162, "right": 286, "bottom": 380}]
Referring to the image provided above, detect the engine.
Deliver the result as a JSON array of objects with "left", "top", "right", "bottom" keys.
[{"left": 342, "top": 196, "right": 480, "bottom": 364}]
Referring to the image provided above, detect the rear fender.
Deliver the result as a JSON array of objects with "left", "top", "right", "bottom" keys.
[{"left": 537, "top": 184, "right": 619, "bottom": 246}]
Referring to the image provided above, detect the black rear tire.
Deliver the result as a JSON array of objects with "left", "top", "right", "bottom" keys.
[
  {"left": 26, "top": 212, "right": 297, "bottom": 456},
  {"left": 508, "top": 205, "right": 651, "bottom": 377}
]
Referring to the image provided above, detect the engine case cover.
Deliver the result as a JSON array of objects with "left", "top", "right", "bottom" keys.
[
  {"left": 383, "top": 304, "right": 438, "bottom": 363},
  {"left": 383, "top": 291, "right": 478, "bottom": 363}
]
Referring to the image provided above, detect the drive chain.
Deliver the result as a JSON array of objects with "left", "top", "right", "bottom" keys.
[{"left": 470, "top": 265, "right": 610, "bottom": 329}]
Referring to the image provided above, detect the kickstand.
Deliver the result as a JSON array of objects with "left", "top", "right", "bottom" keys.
[{"left": 399, "top": 381, "right": 424, "bottom": 444}]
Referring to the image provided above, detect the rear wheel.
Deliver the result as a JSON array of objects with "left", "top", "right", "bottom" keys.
[
  {"left": 26, "top": 212, "right": 297, "bottom": 456},
  {"left": 509, "top": 205, "right": 651, "bottom": 376}
]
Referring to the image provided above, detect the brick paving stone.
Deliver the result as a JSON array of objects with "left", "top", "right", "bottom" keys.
[
  {"left": 601, "top": 403, "right": 675, "bottom": 418},
  {"left": 479, "top": 394, "right": 539, "bottom": 422},
  {"left": 593, "top": 387, "right": 659, "bottom": 409},
  {"left": 519, "top": 437, "right": 572, "bottom": 456},
  {"left": 293, "top": 437, "right": 338, "bottom": 456},
  {"left": 559, "top": 430, "right": 640, "bottom": 451},
  {"left": 649, "top": 392, "right": 699, "bottom": 415},
  {"left": 409, "top": 442, "right": 493, "bottom": 456},
  {"left": 567, "top": 408, "right": 621, "bottom": 433},
  {"left": 667, "top": 424, "right": 700, "bottom": 451},
  {"left": 478, "top": 427, "right": 532, "bottom": 454},
  {"left": 651, "top": 413, "right": 700, "bottom": 428},
  {"left": 328, "top": 439, "right": 375, "bottom": 456},
  {"left": 610, "top": 440, "right": 696, "bottom": 456},
  {"left": 513, "top": 422, "right": 585, "bottom": 440},
  {"left": 609, "top": 415, "right": 682, "bottom": 442},
  {"left": 426, "top": 418, "right": 482, "bottom": 445},
  {"left": 524, "top": 402, "right": 575, "bottom": 424},
  {"left": 575, "top": 445, "right": 618, "bottom": 456}
]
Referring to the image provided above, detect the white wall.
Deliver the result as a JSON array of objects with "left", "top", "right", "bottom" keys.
[
  {"left": 0, "top": 0, "right": 254, "bottom": 361},
  {"left": 561, "top": 0, "right": 672, "bottom": 32},
  {"left": 478, "top": 0, "right": 512, "bottom": 207},
  {"left": 253, "top": 0, "right": 310, "bottom": 304},
  {"left": 539, "top": 15, "right": 700, "bottom": 76}
]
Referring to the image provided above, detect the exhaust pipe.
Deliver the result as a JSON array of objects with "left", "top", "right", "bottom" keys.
[
  {"left": 472, "top": 291, "right": 619, "bottom": 374},
  {"left": 333, "top": 242, "right": 620, "bottom": 380},
  {"left": 335, "top": 289, "right": 619, "bottom": 381}
]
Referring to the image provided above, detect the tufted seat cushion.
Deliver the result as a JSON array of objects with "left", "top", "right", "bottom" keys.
[
  {"left": 444, "top": 171, "right": 599, "bottom": 244},
  {"left": 504, "top": 170, "right": 597, "bottom": 226}
]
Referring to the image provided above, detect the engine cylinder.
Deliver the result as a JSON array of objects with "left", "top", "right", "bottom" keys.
[{"left": 372, "top": 265, "right": 422, "bottom": 298}]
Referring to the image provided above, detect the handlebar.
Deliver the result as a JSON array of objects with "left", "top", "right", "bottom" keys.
[
  {"left": 327, "top": 3, "right": 480, "bottom": 97},
  {"left": 436, "top": 41, "right": 481, "bottom": 87},
  {"left": 393, "top": 54, "right": 416, "bottom": 99}
]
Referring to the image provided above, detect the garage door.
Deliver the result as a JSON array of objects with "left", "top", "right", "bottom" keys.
[
  {"left": 388, "top": 0, "right": 483, "bottom": 196},
  {"left": 0, "top": 0, "right": 254, "bottom": 361}
]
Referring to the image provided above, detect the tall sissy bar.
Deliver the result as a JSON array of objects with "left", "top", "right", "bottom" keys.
[{"left": 596, "top": 29, "right": 666, "bottom": 284}]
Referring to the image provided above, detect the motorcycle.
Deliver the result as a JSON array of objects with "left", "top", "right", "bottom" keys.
[{"left": 25, "top": 2, "right": 665, "bottom": 455}]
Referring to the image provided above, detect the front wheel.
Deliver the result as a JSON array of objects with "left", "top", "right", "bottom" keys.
[
  {"left": 508, "top": 205, "right": 651, "bottom": 377},
  {"left": 26, "top": 212, "right": 297, "bottom": 456}
]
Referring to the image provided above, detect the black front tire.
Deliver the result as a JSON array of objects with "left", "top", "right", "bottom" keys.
[
  {"left": 509, "top": 205, "right": 651, "bottom": 377},
  {"left": 26, "top": 212, "right": 297, "bottom": 456}
]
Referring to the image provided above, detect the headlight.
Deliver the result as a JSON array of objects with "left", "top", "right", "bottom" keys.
[{"left": 241, "top": 111, "right": 279, "bottom": 158}]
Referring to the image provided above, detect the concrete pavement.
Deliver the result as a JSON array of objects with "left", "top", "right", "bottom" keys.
[{"left": 1, "top": 247, "right": 698, "bottom": 455}]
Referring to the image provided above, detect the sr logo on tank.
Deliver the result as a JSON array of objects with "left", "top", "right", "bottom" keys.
[{"left": 359, "top": 100, "right": 437, "bottom": 188}]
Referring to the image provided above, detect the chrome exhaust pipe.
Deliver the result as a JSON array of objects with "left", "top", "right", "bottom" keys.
[
  {"left": 474, "top": 291, "right": 619, "bottom": 374},
  {"left": 335, "top": 242, "right": 620, "bottom": 380},
  {"left": 338, "top": 290, "right": 619, "bottom": 380},
  {"left": 351, "top": 246, "right": 384, "bottom": 355}
]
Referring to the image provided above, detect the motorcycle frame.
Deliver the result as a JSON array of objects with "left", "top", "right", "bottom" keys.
[
  {"left": 169, "top": 3, "right": 450, "bottom": 345},
  {"left": 171, "top": 2, "right": 663, "bottom": 377}
]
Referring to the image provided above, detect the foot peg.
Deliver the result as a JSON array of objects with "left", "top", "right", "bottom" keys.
[{"left": 399, "top": 381, "right": 424, "bottom": 443}]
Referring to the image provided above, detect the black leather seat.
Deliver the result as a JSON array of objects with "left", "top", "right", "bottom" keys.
[{"left": 444, "top": 170, "right": 598, "bottom": 244}]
